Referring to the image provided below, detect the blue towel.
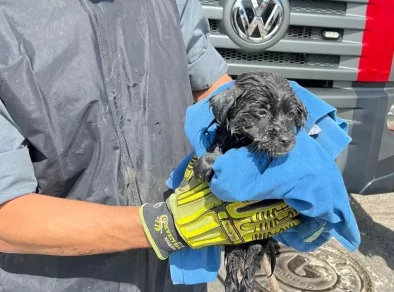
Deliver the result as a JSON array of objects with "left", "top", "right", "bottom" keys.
[{"left": 166, "top": 81, "right": 360, "bottom": 285}]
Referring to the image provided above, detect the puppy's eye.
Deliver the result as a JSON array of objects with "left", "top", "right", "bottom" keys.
[
  {"left": 257, "top": 109, "right": 268, "bottom": 116},
  {"left": 288, "top": 111, "right": 296, "bottom": 118}
]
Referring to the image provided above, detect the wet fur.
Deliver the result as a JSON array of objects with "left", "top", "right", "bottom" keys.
[{"left": 193, "top": 72, "right": 307, "bottom": 292}]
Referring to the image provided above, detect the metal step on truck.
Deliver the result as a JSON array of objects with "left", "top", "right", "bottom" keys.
[{"left": 199, "top": 0, "right": 394, "bottom": 195}]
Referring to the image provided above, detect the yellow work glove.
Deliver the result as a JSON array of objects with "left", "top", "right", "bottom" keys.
[{"left": 139, "top": 156, "right": 301, "bottom": 260}]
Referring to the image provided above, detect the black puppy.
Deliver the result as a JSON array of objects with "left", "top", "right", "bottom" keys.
[{"left": 193, "top": 71, "right": 307, "bottom": 292}]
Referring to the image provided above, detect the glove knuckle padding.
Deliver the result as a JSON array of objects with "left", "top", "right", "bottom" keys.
[
  {"left": 141, "top": 156, "right": 302, "bottom": 259},
  {"left": 169, "top": 157, "right": 301, "bottom": 249}
]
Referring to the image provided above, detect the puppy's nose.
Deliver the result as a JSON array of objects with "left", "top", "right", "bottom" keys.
[{"left": 278, "top": 135, "right": 291, "bottom": 146}]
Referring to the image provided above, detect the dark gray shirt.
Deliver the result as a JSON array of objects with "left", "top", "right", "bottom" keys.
[{"left": 0, "top": 0, "right": 227, "bottom": 203}]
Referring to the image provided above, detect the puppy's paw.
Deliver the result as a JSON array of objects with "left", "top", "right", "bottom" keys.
[{"left": 193, "top": 156, "right": 214, "bottom": 182}]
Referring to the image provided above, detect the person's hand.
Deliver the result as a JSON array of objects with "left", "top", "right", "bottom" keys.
[{"left": 139, "top": 156, "right": 301, "bottom": 260}]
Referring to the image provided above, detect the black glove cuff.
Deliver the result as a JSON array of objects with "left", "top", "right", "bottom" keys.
[{"left": 140, "top": 202, "right": 187, "bottom": 260}]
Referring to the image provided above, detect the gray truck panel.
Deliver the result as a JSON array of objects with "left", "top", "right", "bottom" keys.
[
  {"left": 356, "top": 87, "right": 394, "bottom": 194},
  {"left": 290, "top": 13, "right": 365, "bottom": 29},
  {"left": 226, "top": 64, "right": 357, "bottom": 81},
  {"left": 202, "top": 6, "right": 222, "bottom": 19},
  {"left": 379, "top": 87, "right": 394, "bottom": 161}
]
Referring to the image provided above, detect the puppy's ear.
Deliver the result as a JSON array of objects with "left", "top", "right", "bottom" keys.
[
  {"left": 295, "top": 98, "right": 308, "bottom": 132},
  {"left": 210, "top": 86, "right": 243, "bottom": 124}
]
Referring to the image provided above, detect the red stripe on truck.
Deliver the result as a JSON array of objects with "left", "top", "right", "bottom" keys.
[{"left": 357, "top": 0, "right": 394, "bottom": 82}]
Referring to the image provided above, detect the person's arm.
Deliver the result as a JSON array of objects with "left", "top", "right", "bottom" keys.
[
  {"left": 0, "top": 194, "right": 150, "bottom": 256},
  {"left": 192, "top": 73, "right": 233, "bottom": 102},
  {"left": 176, "top": 0, "right": 233, "bottom": 102},
  {"left": 0, "top": 100, "right": 150, "bottom": 256}
]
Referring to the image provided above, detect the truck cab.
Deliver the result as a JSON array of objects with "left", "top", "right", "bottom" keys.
[{"left": 200, "top": 0, "right": 394, "bottom": 194}]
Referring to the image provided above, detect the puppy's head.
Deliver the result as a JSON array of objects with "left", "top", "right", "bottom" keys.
[{"left": 210, "top": 72, "right": 307, "bottom": 156}]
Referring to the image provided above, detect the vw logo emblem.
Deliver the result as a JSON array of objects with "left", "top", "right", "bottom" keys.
[
  {"left": 232, "top": 0, "right": 284, "bottom": 43},
  {"left": 220, "top": 0, "right": 290, "bottom": 52}
]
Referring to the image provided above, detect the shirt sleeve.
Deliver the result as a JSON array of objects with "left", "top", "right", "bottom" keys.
[
  {"left": 176, "top": 0, "right": 228, "bottom": 91},
  {"left": 0, "top": 100, "right": 37, "bottom": 204}
]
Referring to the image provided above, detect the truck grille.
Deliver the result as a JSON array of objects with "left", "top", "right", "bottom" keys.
[
  {"left": 218, "top": 49, "right": 340, "bottom": 67},
  {"left": 201, "top": 0, "right": 366, "bottom": 82},
  {"left": 291, "top": 0, "right": 347, "bottom": 15},
  {"left": 209, "top": 20, "right": 219, "bottom": 33},
  {"left": 286, "top": 26, "right": 343, "bottom": 41},
  {"left": 209, "top": 20, "right": 344, "bottom": 41}
]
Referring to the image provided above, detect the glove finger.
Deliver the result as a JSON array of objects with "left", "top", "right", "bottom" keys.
[
  {"left": 226, "top": 200, "right": 298, "bottom": 221},
  {"left": 238, "top": 206, "right": 300, "bottom": 234},
  {"left": 243, "top": 217, "right": 301, "bottom": 242},
  {"left": 266, "top": 217, "right": 301, "bottom": 236},
  {"left": 253, "top": 204, "right": 299, "bottom": 223}
]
